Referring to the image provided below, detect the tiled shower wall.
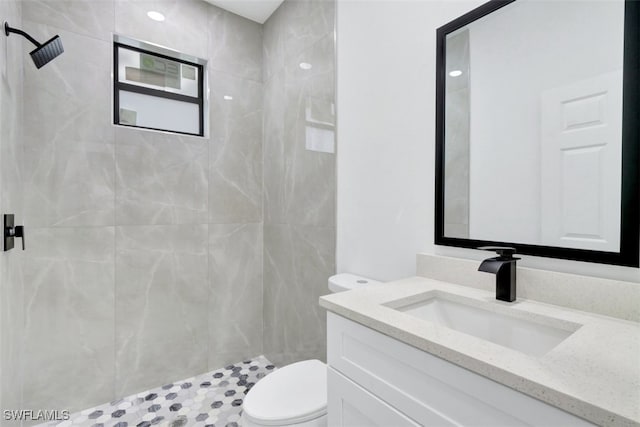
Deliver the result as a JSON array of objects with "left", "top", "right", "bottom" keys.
[
  {"left": 1, "top": 0, "right": 336, "bottom": 419},
  {"left": 262, "top": 0, "right": 336, "bottom": 366},
  {"left": 17, "top": 0, "right": 263, "bottom": 415},
  {"left": 0, "top": 0, "right": 25, "bottom": 418}
]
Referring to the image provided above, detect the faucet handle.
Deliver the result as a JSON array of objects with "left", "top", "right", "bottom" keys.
[{"left": 477, "top": 246, "right": 518, "bottom": 259}]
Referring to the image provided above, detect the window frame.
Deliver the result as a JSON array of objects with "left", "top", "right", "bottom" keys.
[{"left": 113, "top": 40, "right": 206, "bottom": 137}]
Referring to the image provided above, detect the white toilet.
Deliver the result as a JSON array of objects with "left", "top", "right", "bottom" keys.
[{"left": 241, "top": 273, "right": 380, "bottom": 427}]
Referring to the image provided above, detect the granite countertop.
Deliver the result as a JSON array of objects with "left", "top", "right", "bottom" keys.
[{"left": 319, "top": 277, "right": 640, "bottom": 427}]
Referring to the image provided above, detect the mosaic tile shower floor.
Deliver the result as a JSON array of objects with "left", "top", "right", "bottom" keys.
[{"left": 38, "top": 356, "right": 276, "bottom": 427}]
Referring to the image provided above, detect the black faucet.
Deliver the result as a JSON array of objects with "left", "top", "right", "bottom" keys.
[{"left": 477, "top": 247, "right": 520, "bottom": 302}]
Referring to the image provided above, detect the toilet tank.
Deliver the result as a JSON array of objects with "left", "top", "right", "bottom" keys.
[{"left": 328, "top": 273, "right": 381, "bottom": 293}]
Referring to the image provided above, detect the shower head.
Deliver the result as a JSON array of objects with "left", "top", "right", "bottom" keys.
[
  {"left": 29, "top": 35, "right": 64, "bottom": 69},
  {"left": 4, "top": 22, "right": 64, "bottom": 69}
]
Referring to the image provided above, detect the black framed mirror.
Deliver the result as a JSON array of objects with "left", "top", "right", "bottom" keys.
[{"left": 435, "top": 0, "right": 639, "bottom": 267}]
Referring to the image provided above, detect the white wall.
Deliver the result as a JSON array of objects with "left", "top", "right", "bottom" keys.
[{"left": 336, "top": 0, "right": 640, "bottom": 283}]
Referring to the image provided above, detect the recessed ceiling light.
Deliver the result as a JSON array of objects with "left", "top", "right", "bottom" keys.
[
  {"left": 299, "top": 62, "right": 312, "bottom": 70},
  {"left": 449, "top": 70, "right": 463, "bottom": 77},
  {"left": 147, "top": 11, "right": 165, "bottom": 22},
  {"left": 223, "top": 95, "right": 233, "bottom": 101}
]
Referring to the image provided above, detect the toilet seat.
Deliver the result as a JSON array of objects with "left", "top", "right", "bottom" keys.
[{"left": 242, "top": 359, "right": 327, "bottom": 426}]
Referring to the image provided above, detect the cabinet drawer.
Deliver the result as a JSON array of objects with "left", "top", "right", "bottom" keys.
[
  {"left": 327, "top": 313, "right": 594, "bottom": 426},
  {"left": 328, "top": 367, "right": 420, "bottom": 427}
]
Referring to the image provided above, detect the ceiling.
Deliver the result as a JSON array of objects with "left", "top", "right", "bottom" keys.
[{"left": 204, "top": 0, "right": 285, "bottom": 24}]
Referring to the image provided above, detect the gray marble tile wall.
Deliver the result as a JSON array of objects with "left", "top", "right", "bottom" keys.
[
  {"left": 115, "top": 224, "right": 208, "bottom": 396},
  {"left": 22, "top": 228, "right": 116, "bottom": 413},
  {"left": 15, "top": 0, "right": 264, "bottom": 415},
  {"left": 208, "top": 223, "right": 263, "bottom": 368},
  {"left": 0, "top": 0, "right": 25, "bottom": 423},
  {"left": 262, "top": 0, "right": 336, "bottom": 366}
]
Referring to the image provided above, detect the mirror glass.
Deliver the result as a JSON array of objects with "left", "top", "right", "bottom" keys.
[{"left": 441, "top": 0, "right": 627, "bottom": 253}]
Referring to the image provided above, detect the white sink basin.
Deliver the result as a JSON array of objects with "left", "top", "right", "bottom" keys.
[{"left": 388, "top": 292, "right": 580, "bottom": 357}]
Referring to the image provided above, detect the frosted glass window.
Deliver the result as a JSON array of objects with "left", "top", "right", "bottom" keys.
[
  {"left": 114, "top": 40, "right": 205, "bottom": 136},
  {"left": 119, "top": 91, "right": 199, "bottom": 135}
]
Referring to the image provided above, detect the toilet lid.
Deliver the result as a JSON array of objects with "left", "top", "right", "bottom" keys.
[{"left": 243, "top": 359, "right": 327, "bottom": 425}]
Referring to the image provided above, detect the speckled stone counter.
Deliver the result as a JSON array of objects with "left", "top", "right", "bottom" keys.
[{"left": 320, "top": 277, "right": 640, "bottom": 427}]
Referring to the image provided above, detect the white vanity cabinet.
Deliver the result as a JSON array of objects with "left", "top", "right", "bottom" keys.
[{"left": 327, "top": 313, "right": 595, "bottom": 427}]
